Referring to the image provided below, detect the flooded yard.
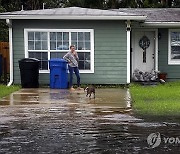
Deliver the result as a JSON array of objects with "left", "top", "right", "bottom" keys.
[{"left": 0, "top": 88, "right": 179, "bottom": 153}]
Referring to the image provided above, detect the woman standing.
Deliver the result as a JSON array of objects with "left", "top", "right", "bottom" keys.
[{"left": 63, "top": 45, "right": 82, "bottom": 90}]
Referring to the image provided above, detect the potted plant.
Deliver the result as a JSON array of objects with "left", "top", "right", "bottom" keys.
[{"left": 158, "top": 71, "right": 167, "bottom": 81}]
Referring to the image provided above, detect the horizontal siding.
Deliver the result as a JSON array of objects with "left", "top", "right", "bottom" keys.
[
  {"left": 95, "top": 54, "right": 126, "bottom": 59},
  {"left": 12, "top": 20, "right": 127, "bottom": 85},
  {"left": 96, "top": 42, "right": 126, "bottom": 46},
  {"left": 95, "top": 62, "right": 126, "bottom": 67},
  {"left": 38, "top": 74, "right": 127, "bottom": 84},
  {"left": 95, "top": 59, "right": 126, "bottom": 63},
  {"left": 158, "top": 28, "right": 180, "bottom": 80},
  {"left": 93, "top": 46, "right": 126, "bottom": 51}
]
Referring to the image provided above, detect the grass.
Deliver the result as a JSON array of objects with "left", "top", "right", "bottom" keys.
[
  {"left": 130, "top": 81, "right": 180, "bottom": 116},
  {"left": 0, "top": 84, "right": 20, "bottom": 99}
]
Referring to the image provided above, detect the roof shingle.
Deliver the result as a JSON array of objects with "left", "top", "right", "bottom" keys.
[
  {"left": 0, "top": 7, "right": 138, "bottom": 16},
  {"left": 115, "top": 8, "right": 180, "bottom": 22},
  {"left": 1, "top": 7, "right": 180, "bottom": 22}
]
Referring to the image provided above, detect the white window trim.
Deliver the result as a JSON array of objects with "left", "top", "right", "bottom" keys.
[
  {"left": 168, "top": 29, "right": 180, "bottom": 65},
  {"left": 24, "top": 29, "right": 94, "bottom": 73}
]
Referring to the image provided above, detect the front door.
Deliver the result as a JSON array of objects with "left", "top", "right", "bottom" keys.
[{"left": 132, "top": 31, "right": 155, "bottom": 73}]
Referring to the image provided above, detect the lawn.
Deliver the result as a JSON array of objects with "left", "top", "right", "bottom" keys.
[
  {"left": 130, "top": 81, "right": 180, "bottom": 116},
  {"left": 0, "top": 84, "right": 20, "bottom": 99}
]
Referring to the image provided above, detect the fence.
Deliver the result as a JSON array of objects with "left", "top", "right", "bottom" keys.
[
  {"left": 0, "top": 42, "right": 9, "bottom": 84},
  {"left": 0, "top": 42, "right": 9, "bottom": 73}
]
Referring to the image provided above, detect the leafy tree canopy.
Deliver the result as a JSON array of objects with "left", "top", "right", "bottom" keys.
[
  {"left": 0, "top": 0, "right": 180, "bottom": 12},
  {"left": 0, "top": 0, "right": 180, "bottom": 41}
]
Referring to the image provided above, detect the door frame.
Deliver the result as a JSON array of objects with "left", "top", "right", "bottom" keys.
[{"left": 131, "top": 29, "right": 158, "bottom": 76}]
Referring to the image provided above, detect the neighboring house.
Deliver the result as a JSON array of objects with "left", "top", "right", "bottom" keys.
[{"left": 0, "top": 7, "right": 180, "bottom": 85}]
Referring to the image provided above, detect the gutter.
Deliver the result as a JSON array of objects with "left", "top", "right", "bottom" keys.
[
  {"left": 141, "top": 22, "right": 180, "bottom": 27},
  {"left": 6, "top": 19, "right": 13, "bottom": 86},
  {"left": 0, "top": 15, "right": 147, "bottom": 21}
]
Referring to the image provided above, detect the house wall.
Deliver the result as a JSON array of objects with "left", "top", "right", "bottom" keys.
[
  {"left": 158, "top": 28, "right": 180, "bottom": 80},
  {"left": 12, "top": 20, "right": 127, "bottom": 85}
]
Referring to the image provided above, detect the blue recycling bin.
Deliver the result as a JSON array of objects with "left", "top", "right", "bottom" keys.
[{"left": 49, "top": 58, "right": 68, "bottom": 89}]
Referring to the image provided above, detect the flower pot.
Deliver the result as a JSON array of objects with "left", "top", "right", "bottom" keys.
[{"left": 158, "top": 73, "right": 167, "bottom": 81}]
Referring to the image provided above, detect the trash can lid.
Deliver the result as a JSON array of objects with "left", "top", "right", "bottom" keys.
[
  {"left": 49, "top": 58, "right": 67, "bottom": 63},
  {"left": 19, "top": 58, "right": 39, "bottom": 62}
]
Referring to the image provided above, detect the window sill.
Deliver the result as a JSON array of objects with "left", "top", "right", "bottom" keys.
[{"left": 168, "top": 60, "right": 180, "bottom": 65}]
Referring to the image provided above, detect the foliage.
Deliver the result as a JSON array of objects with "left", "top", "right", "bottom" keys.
[
  {"left": 0, "top": 0, "right": 180, "bottom": 12},
  {"left": 0, "top": 0, "right": 179, "bottom": 41},
  {"left": 130, "top": 82, "right": 180, "bottom": 116},
  {"left": 0, "top": 21, "right": 8, "bottom": 42}
]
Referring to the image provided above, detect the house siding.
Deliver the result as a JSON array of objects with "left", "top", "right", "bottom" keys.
[
  {"left": 158, "top": 28, "right": 180, "bottom": 80},
  {"left": 12, "top": 20, "right": 127, "bottom": 85}
]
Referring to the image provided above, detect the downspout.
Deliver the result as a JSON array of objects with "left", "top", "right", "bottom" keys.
[
  {"left": 6, "top": 19, "right": 13, "bottom": 86},
  {"left": 126, "top": 20, "right": 131, "bottom": 84}
]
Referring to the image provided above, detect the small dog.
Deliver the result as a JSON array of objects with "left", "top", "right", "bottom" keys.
[{"left": 84, "top": 85, "right": 95, "bottom": 99}]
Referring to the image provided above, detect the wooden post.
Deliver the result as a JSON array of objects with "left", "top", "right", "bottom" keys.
[
  {"left": 0, "top": 42, "right": 9, "bottom": 74},
  {"left": 3, "top": 57, "right": 7, "bottom": 84},
  {"left": 0, "top": 54, "right": 2, "bottom": 83}
]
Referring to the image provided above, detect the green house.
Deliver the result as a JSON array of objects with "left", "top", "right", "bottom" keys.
[{"left": 0, "top": 7, "right": 180, "bottom": 86}]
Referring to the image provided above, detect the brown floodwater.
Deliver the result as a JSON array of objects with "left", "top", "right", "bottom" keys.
[{"left": 0, "top": 88, "right": 179, "bottom": 153}]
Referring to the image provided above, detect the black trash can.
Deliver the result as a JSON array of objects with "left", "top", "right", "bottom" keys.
[{"left": 19, "top": 58, "right": 39, "bottom": 88}]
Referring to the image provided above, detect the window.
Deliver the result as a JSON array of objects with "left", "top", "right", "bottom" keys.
[
  {"left": 50, "top": 32, "right": 69, "bottom": 50},
  {"left": 168, "top": 29, "right": 180, "bottom": 64},
  {"left": 25, "top": 29, "right": 94, "bottom": 73}
]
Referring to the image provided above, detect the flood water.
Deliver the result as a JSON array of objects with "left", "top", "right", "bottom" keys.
[{"left": 0, "top": 88, "right": 179, "bottom": 153}]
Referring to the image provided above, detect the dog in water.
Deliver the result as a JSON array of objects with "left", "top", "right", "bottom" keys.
[{"left": 84, "top": 85, "right": 95, "bottom": 99}]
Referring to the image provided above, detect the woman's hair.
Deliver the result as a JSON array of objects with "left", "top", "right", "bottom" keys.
[{"left": 70, "top": 45, "right": 75, "bottom": 49}]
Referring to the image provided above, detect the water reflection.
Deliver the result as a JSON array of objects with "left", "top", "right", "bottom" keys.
[{"left": 0, "top": 88, "right": 179, "bottom": 153}]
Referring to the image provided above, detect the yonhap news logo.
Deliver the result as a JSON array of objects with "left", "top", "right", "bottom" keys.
[
  {"left": 147, "top": 132, "right": 180, "bottom": 148},
  {"left": 147, "top": 132, "right": 161, "bottom": 148}
]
